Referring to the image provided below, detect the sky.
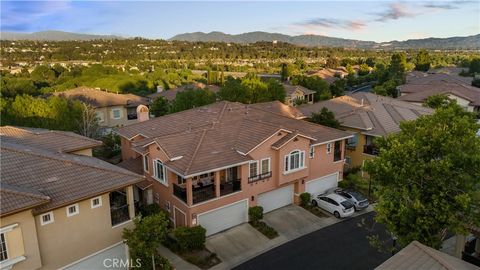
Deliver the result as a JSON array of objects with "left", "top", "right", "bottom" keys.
[{"left": 1, "top": 1, "right": 479, "bottom": 42}]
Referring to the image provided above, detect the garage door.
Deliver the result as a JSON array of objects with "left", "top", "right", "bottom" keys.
[
  {"left": 64, "top": 242, "right": 127, "bottom": 270},
  {"left": 198, "top": 200, "right": 248, "bottom": 236},
  {"left": 258, "top": 185, "right": 294, "bottom": 213},
  {"left": 306, "top": 173, "right": 338, "bottom": 196}
]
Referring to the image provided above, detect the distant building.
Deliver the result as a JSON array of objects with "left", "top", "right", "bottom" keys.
[
  {"left": 0, "top": 126, "right": 143, "bottom": 269},
  {"left": 284, "top": 83, "right": 315, "bottom": 106},
  {"left": 147, "top": 82, "right": 220, "bottom": 102},
  {"left": 52, "top": 87, "right": 150, "bottom": 129},
  {"left": 398, "top": 72, "right": 480, "bottom": 113},
  {"left": 307, "top": 68, "right": 349, "bottom": 84}
]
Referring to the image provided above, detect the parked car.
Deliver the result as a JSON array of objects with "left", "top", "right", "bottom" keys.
[
  {"left": 334, "top": 188, "right": 369, "bottom": 211},
  {"left": 312, "top": 193, "right": 355, "bottom": 218}
]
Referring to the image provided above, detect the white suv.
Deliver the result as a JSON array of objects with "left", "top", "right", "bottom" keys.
[{"left": 312, "top": 193, "right": 355, "bottom": 218}]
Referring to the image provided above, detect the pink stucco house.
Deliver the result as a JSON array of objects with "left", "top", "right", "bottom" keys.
[{"left": 117, "top": 101, "right": 352, "bottom": 236}]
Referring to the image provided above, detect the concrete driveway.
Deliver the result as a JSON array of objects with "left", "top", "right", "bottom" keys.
[{"left": 263, "top": 205, "right": 336, "bottom": 239}]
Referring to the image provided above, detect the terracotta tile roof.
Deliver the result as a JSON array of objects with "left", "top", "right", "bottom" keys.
[
  {"left": 147, "top": 83, "right": 220, "bottom": 101},
  {"left": 298, "top": 93, "right": 433, "bottom": 137},
  {"left": 405, "top": 72, "right": 473, "bottom": 85},
  {"left": 117, "top": 158, "right": 153, "bottom": 190},
  {"left": 248, "top": 101, "right": 305, "bottom": 119},
  {"left": 375, "top": 241, "right": 479, "bottom": 270},
  {"left": 398, "top": 83, "right": 480, "bottom": 106},
  {"left": 0, "top": 126, "right": 102, "bottom": 153},
  {"left": 1, "top": 141, "right": 143, "bottom": 215},
  {"left": 0, "top": 183, "right": 51, "bottom": 216},
  {"left": 118, "top": 101, "right": 351, "bottom": 177},
  {"left": 52, "top": 87, "right": 149, "bottom": 108}
]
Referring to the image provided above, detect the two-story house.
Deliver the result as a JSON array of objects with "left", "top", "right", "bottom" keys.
[
  {"left": 0, "top": 126, "right": 143, "bottom": 269},
  {"left": 117, "top": 101, "right": 352, "bottom": 236},
  {"left": 299, "top": 93, "right": 433, "bottom": 173},
  {"left": 52, "top": 87, "right": 151, "bottom": 130}
]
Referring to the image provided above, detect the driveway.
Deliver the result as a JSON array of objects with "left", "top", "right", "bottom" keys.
[{"left": 233, "top": 211, "right": 392, "bottom": 270}]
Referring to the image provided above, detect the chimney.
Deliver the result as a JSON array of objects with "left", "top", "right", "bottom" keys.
[
  {"left": 136, "top": 105, "right": 150, "bottom": 122},
  {"left": 156, "top": 85, "right": 164, "bottom": 93}
]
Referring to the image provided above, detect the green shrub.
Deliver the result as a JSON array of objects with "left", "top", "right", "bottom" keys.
[
  {"left": 248, "top": 206, "right": 264, "bottom": 225},
  {"left": 253, "top": 221, "right": 279, "bottom": 239},
  {"left": 299, "top": 192, "right": 311, "bottom": 207},
  {"left": 139, "top": 203, "right": 161, "bottom": 217},
  {"left": 173, "top": 226, "right": 206, "bottom": 252}
]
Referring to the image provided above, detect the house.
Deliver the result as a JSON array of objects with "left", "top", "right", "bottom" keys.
[
  {"left": 0, "top": 126, "right": 143, "bottom": 269},
  {"left": 397, "top": 73, "right": 480, "bottom": 114},
  {"left": 117, "top": 101, "right": 352, "bottom": 236},
  {"left": 298, "top": 93, "right": 433, "bottom": 171},
  {"left": 52, "top": 87, "right": 151, "bottom": 129},
  {"left": 284, "top": 84, "right": 316, "bottom": 106},
  {"left": 147, "top": 83, "right": 220, "bottom": 102},
  {"left": 307, "top": 68, "right": 349, "bottom": 84},
  {"left": 375, "top": 241, "right": 478, "bottom": 270}
]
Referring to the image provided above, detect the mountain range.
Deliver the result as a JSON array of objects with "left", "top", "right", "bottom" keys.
[{"left": 1, "top": 30, "right": 479, "bottom": 50}]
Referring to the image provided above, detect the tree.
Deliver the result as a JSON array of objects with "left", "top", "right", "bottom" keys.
[
  {"left": 373, "top": 79, "right": 398, "bottom": 97},
  {"left": 280, "top": 63, "right": 294, "bottom": 81},
  {"left": 469, "top": 58, "right": 480, "bottom": 74},
  {"left": 388, "top": 53, "right": 407, "bottom": 84},
  {"left": 150, "top": 96, "right": 170, "bottom": 117},
  {"left": 472, "top": 78, "right": 480, "bottom": 88},
  {"left": 123, "top": 213, "right": 170, "bottom": 269},
  {"left": 415, "top": 50, "right": 431, "bottom": 72},
  {"left": 424, "top": 94, "right": 452, "bottom": 109},
  {"left": 326, "top": 56, "right": 340, "bottom": 69},
  {"left": 169, "top": 88, "right": 216, "bottom": 113},
  {"left": 366, "top": 58, "right": 376, "bottom": 68},
  {"left": 77, "top": 103, "right": 100, "bottom": 138},
  {"left": 358, "top": 64, "right": 371, "bottom": 76},
  {"left": 218, "top": 76, "right": 249, "bottom": 103},
  {"left": 329, "top": 79, "right": 346, "bottom": 97},
  {"left": 263, "top": 78, "right": 286, "bottom": 103},
  {"left": 309, "top": 107, "right": 340, "bottom": 129},
  {"left": 364, "top": 105, "right": 480, "bottom": 249}
]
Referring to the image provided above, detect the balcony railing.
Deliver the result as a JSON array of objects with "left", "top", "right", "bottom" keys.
[
  {"left": 173, "top": 184, "right": 187, "bottom": 203},
  {"left": 345, "top": 143, "right": 356, "bottom": 150},
  {"left": 192, "top": 184, "right": 216, "bottom": 204},
  {"left": 363, "top": 145, "right": 379, "bottom": 156},
  {"left": 248, "top": 171, "right": 272, "bottom": 183},
  {"left": 220, "top": 179, "right": 241, "bottom": 196},
  {"left": 111, "top": 204, "right": 130, "bottom": 226}
]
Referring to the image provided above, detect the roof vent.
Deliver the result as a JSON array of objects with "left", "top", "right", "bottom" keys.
[{"left": 45, "top": 177, "right": 58, "bottom": 183}]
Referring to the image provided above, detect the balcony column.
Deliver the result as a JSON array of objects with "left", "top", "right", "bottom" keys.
[
  {"left": 215, "top": 172, "right": 221, "bottom": 197},
  {"left": 186, "top": 178, "right": 193, "bottom": 206},
  {"left": 126, "top": 185, "right": 135, "bottom": 219}
]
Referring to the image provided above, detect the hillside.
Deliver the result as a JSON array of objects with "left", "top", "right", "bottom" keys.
[
  {"left": 170, "top": 31, "right": 480, "bottom": 50},
  {"left": 0, "top": 30, "right": 123, "bottom": 41}
]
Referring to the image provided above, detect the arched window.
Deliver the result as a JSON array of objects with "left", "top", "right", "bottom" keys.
[{"left": 284, "top": 150, "right": 305, "bottom": 172}]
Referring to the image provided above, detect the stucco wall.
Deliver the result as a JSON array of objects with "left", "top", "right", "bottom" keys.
[
  {"left": 35, "top": 190, "right": 134, "bottom": 270},
  {"left": 1, "top": 210, "right": 42, "bottom": 270},
  {"left": 71, "top": 148, "right": 92, "bottom": 156}
]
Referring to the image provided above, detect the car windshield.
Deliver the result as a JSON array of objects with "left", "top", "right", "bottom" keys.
[
  {"left": 349, "top": 191, "right": 367, "bottom": 201},
  {"left": 341, "top": 200, "right": 354, "bottom": 209}
]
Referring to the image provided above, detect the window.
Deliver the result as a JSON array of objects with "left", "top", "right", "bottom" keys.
[
  {"left": 66, "top": 203, "right": 79, "bottom": 217},
  {"left": 177, "top": 175, "right": 186, "bottom": 185},
  {"left": 40, "top": 212, "right": 54, "bottom": 225},
  {"left": 165, "top": 201, "right": 171, "bottom": 212},
  {"left": 326, "top": 143, "right": 332, "bottom": 154},
  {"left": 91, "top": 196, "right": 102, "bottom": 209},
  {"left": 95, "top": 111, "right": 104, "bottom": 123},
  {"left": 112, "top": 109, "right": 121, "bottom": 119},
  {"left": 284, "top": 150, "right": 305, "bottom": 173},
  {"left": 309, "top": 145, "right": 315, "bottom": 158},
  {"left": 346, "top": 135, "right": 358, "bottom": 147},
  {"left": 154, "top": 159, "right": 167, "bottom": 185},
  {"left": 260, "top": 158, "right": 270, "bottom": 174},
  {"left": 0, "top": 233, "right": 7, "bottom": 262},
  {"left": 143, "top": 154, "right": 149, "bottom": 172},
  {"left": 249, "top": 161, "right": 259, "bottom": 178}
]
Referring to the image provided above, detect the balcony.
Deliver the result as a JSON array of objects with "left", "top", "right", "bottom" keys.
[
  {"left": 248, "top": 171, "right": 272, "bottom": 183},
  {"left": 173, "top": 183, "right": 217, "bottom": 204},
  {"left": 111, "top": 204, "right": 130, "bottom": 226},
  {"left": 363, "top": 144, "right": 379, "bottom": 156},
  {"left": 173, "top": 184, "right": 187, "bottom": 203},
  {"left": 345, "top": 143, "right": 357, "bottom": 150},
  {"left": 220, "top": 179, "right": 241, "bottom": 196}
]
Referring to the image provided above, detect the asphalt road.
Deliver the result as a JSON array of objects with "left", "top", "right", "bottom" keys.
[{"left": 234, "top": 212, "right": 392, "bottom": 270}]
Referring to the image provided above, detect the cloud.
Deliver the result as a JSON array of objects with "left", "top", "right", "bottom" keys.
[
  {"left": 1, "top": 1, "right": 72, "bottom": 32},
  {"left": 295, "top": 18, "right": 366, "bottom": 31},
  {"left": 374, "top": 2, "right": 417, "bottom": 22},
  {"left": 422, "top": 1, "right": 474, "bottom": 10}
]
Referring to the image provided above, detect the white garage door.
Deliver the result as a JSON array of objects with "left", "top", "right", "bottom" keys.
[
  {"left": 306, "top": 173, "right": 338, "bottom": 196},
  {"left": 198, "top": 200, "right": 248, "bottom": 236},
  {"left": 63, "top": 242, "right": 127, "bottom": 270},
  {"left": 258, "top": 185, "right": 294, "bottom": 213}
]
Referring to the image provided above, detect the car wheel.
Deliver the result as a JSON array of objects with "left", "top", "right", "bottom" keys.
[
  {"left": 311, "top": 200, "right": 318, "bottom": 206},
  {"left": 334, "top": 211, "right": 341, "bottom": 218}
]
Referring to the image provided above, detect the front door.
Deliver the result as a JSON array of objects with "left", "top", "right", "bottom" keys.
[{"left": 174, "top": 207, "right": 186, "bottom": 227}]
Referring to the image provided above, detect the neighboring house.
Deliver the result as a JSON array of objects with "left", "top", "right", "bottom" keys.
[
  {"left": 298, "top": 93, "right": 433, "bottom": 171},
  {"left": 117, "top": 101, "right": 352, "bottom": 236},
  {"left": 397, "top": 73, "right": 480, "bottom": 113},
  {"left": 147, "top": 83, "right": 220, "bottom": 102},
  {"left": 375, "top": 241, "right": 478, "bottom": 270},
  {"left": 307, "top": 68, "right": 349, "bottom": 84},
  {"left": 0, "top": 126, "right": 143, "bottom": 270},
  {"left": 52, "top": 87, "right": 150, "bottom": 129},
  {"left": 284, "top": 84, "right": 316, "bottom": 106}
]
